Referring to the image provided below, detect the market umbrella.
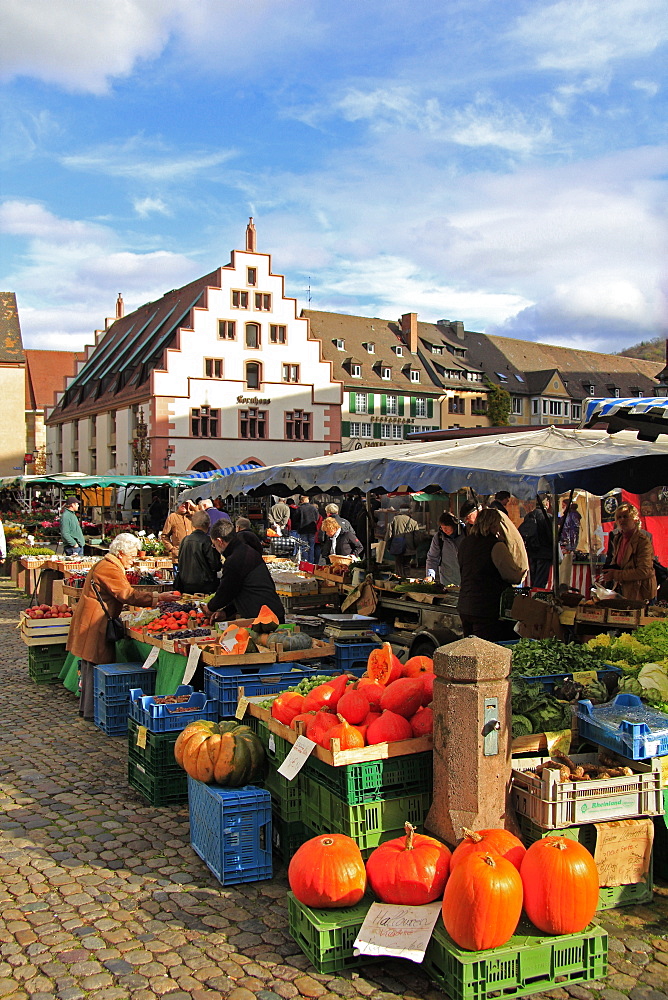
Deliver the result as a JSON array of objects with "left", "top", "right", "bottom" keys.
[{"left": 582, "top": 397, "right": 668, "bottom": 441}]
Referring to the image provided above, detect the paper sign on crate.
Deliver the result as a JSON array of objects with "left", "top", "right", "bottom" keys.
[
  {"left": 182, "top": 644, "right": 201, "bottom": 686},
  {"left": 353, "top": 901, "right": 441, "bottom": 963},
  {"left": 278, "top": 736, "right": 317, "bottom": 780},
  {"left": 142, "top": 646, "right": 159, "bottom": 670},
  {"left": 594, "top": 818, "right": 653, "bottom": 887}
]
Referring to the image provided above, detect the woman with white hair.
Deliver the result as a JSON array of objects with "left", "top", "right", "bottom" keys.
[{"left": 67, "top": 533, "right": 177, "bottom": 721}]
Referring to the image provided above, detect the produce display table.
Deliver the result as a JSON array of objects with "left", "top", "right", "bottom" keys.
[{"left": 59, "top": 636, "right": 190, "bottom": 697}]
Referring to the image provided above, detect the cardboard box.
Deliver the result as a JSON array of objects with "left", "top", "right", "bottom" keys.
[{"left": 511, "top": 594, "right": 563, "bottom": 640}]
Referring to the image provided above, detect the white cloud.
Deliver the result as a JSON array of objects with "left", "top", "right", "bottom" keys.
[
  {"left": 0, "top": 200, "right": 110, "bottom": 243},
  {"left": 62, "top": 136, "right": 236, "bottom": 183},
  {"left": 632, "top": 79, "right": 660, "bottom": 97},
  {"left": 510, "top": 0, "right": 668, "bottom": 73},
  {"left": 0, "top": 0, "right": 178, "bottom": 94},
  {"left": 133, "top": 197, "right": 170, "bottom": 218}
]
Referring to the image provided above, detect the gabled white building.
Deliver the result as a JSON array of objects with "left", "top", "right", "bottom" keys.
[{"left": 46, "top": 221, "right": 342, "bottom": 472}]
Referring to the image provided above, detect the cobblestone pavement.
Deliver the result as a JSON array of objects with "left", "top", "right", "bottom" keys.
[{"left": 0, "top": 579, "right": 667, "bottom": 1000}]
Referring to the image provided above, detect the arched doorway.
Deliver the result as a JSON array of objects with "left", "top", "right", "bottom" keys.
[{"left": 190, "top": 459, "right": 217, "bottom": 473}]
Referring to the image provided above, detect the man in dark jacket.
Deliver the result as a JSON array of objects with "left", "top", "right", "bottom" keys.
[
  {"left": 294, "top": 495, "right": 319, "bottom": 563},
  {"left": 235, "top": 516, "right": 264, "bottom": 554},
  {"left": 173, "top": 512, "right": 221, "bottom": 595},
  {"left": 519, "top": 495, "right": 553, "bottom": 588},
  {"left": 207, "top": 521, "right": 285, "bottom": 622}
]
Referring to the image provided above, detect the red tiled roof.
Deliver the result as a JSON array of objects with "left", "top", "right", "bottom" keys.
[{"left": 25, "top": 350, "right": 86, "bottom": 410}]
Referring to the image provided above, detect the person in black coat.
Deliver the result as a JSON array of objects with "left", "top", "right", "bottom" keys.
[
  {"left": 207, "top": 521, "right": 284, "bottom": 622},
  {"left": 173, "top": 511, "right": 221, "bottom": 595},
  {"left": 319, "top": 516, "right": 363, "bottom": 560},
  {"left": 234, "top": 516, "right": 264, "bottom": 554},
  {"left": 519, "top": 495, "right": 553, "bottom": 588}
]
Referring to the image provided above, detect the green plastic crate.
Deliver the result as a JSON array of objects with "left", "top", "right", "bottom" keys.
[
  {"left": 271, "top": 814, "right": 312, "bottom": 862},
  {"left": 264, "top": 767, "right": 303, "bottom": 823},
  {"left": 28, "top": 643, "right": 68, "bottom": 683},
  {"left": 127, "top": 758, "right": 188, "bottom": 806},
  {"left": 127, "top": 717, "right": 181, "bottom": 770},
  {"left": 287, "top": 892, "right": 381, "bottom": 974},
  {"left": 301, "top": 773, "right": 430, "bottom": 852},
  {"left": 652, "top": 788, "right": 667, "bottom": 880},
  {"left": 516, "top": 814, "right": 653, "bottom": 909},
  {"left": 424, "top": 918, "right": 607, "bottom": 1000}
]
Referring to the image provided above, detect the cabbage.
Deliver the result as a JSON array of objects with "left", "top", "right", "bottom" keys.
[{"left": 637, "top": 662, "right": 668, "bottom": 700}]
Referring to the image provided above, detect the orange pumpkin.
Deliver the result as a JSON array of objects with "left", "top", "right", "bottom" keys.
[
  {"left": 219, "top": 623, "right": 250, "bottom": 655},
  {"left": 356, "top": 679, "right": 385, "bottom": 711},
  {"left": 327, "top": 715, "right": 365, "bottom": 750},
  {"left": 366, "top": 643, "right": 403, "bottom": 685},
  {"left": 366, "top": 822, "right": 451, "bottom": 905},
  {"left": 442, "top": 852, "right": 523, "bottom": 951},
  {"left": 520, "top": 837, "right": 599, "bottom": 934},
  {"left": 409, "top": 705, "right": 433, "bottom": 737},
  {"left": 403, "top": 655, "right": 434, "bottom": 677},
  {"left": 288, "top": 834, "right": 367, "bottom": 908},
  {"left": 365, "top": 710, "right": 413, "bottom": 744},
  {"left": 380, "top": 677, "right": 424, "bottom": 718},
  {"left": 421, "top": 672, "right": 434, "bottom": 705},
  {"left": 271, "top": 691, "right": 305, "bottom": 726},
  {"left": 451, "top": 828, "right": 526, "bottom": 872},
  {"left": 337, "top": 689, "right": 369, "bottom": 725}
]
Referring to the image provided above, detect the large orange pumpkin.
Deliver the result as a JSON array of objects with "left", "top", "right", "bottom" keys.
[
  {"left": 442, "top": 852, "right": 523, "bottom": 951},
  {"left": 366, "top": 822, "right": 451, "bottom": 905},
  {"left": 366, "top": 643, "right": 403, "bottom": 685},
  {"left": 174, "top": 720, "right": 265, "bottom": 786},
  {"left": 271, "top": 691, "right": 305, "bottom": 726},
  {"left": 403, "top": 655, "right": 434, "bottom": 677},
  {"left": 380, "top": 677, "right": 424, "bottom": 718},
  {"left": 520, "top": 837, "right": 599, "bottom": 934},
  {"left": 451, "top": 828, "right": 526, "bottom": 872},
  {"left": 288, "top": 834, "right": 367, "bottom": 908},
  {"left": 327, "top": 715, "right": 365, "bottom": 750}
]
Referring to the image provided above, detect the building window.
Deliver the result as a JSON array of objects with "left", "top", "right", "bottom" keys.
[
  {"left": 72, "top": 419, "right": 79, "bottom": 443},
  {"left": 392, "top": 424, "right": 403, "bottom": 439},
  {"left": 285, "top": 409, "right": 311, "bottom": 441},
  {"left": 204, "top": 358, "right": 223, "bottom": 378},
  {"left": 381, "top": 424, "right": 391, "bottom": 439},
  {"left": 511, "top": 396, "right": 523, "bottom": 415},
  {"left": 549, "top": 400, "right": 563, "bottom": 416},
  {"left": 270, "top": 324, "right": 286, "bottom": 344},
  {"left": 240, "top": 407, "right": 267, "bottom": 439},
  {"left": 495, "top": 372, "right": 509, "bottom": 382},
  {"left": 336, "top": 339, "right": 345, "bottom": 350},
  {"left": 107, "top": 445, "right": 115, "bottom": 469},
  {"left": 191, "top": 406, "right": 220, "bottom": 437},
  {"left": 351, "top": 364, "right": 362, "bottom": 378},
  {"left": 218, "top": 320, "right": 236, "bottom": 339},
  {"left": 410, "top": 369, "right": 420, "bottom": 383},
  {"left": 366, "top": 343, "right": 375, "bottom": 354},
  {"left": 613, "top": 388, "right": 620, "bottom": 397},
  {"left": 245, "top": 323, "right": 260, "bottom": 348},
  {"left": 394, "top": 345, "right": 403, "bottom": 357},
  {"left": 415, "top": 397, "right": 427, "bottom": 418},
  {"left": 472, "top": 397, "right": 487, "bottom": 414},
  {"left": 255, "top": 292, "right": 271, "bottom": 311},
  {"left": 349, "top": 421, "right": 361, "bottom": 437},
  {"left": 361, "top": 423, "right": 372, "bottom": 438},
  {"left": 90, "top": 447, "right": 97, "bottom": 473},
  {"left": 563, "top": 402, "right": 569, "bottom": 417},
  {"left": 381, "top": 367, "right": 391, "bottom": 380},
  {"left": 282, "top": 364, "right": 299, "bottom": 383},
  {"left": 432, "top": 346, "right": 442, "bottom": 355},
  {"left": 386, "top": 395, "right": 398, "bottom": 415},
  {"left": 247, "top": 267, "right": 257, "bottom": 286},
  {"left": 532, "top": 399, "right": 540, "bottom": 415},
  {"left": 588, "top": 385, "right": 595, "bottom": 395},
  {"left": 232, "top": 290, "right": 248, "bottom": 308},
  {"left": 571, "top": 403, "right": 582, "bottom": 420},
  {"left": 246, "top": 361, "right": 261, "bottom": 389},
  {"left": 448, "top": 396, "right": 464, "bottom": 415},
  {"left": 354, "top": 393, "right": 368, "bottom": 413}
]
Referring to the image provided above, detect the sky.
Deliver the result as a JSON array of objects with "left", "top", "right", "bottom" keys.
[{"left": 1, "top": 0, "right": 667, "bottom": 355}]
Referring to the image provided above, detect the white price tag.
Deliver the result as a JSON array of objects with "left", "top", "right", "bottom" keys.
[
  {"left": 268, "top": 734, "right": 276, "bottom": 753},
  {"left": 353, "top": 901, "right": 442, "bottom": 963},
  {"left": 235, "top": 695, "right": 250, "bottom": 720},
  {"left": 277, "top": 735, "right": 316, "bottom": 780},
  {"left": 182, "top": 644, "right": 202, "bottom": 686},
  {"left": 142, "top": 646, "right": 159, "bottom": 670}
]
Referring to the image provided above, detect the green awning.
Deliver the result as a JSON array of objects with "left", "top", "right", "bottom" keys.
[{"left": 0, "top": 473, "right": 197, "bottom": 489}]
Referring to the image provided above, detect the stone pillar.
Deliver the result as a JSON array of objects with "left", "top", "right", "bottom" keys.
[{"left": 425, "top": 636, "right": 518, "bottom": 847}]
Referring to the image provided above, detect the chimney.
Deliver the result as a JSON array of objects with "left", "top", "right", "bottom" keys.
[
  {"left": 116, "top": 293, "right": 124, "bottom": 319},
  {"left": 401, "top": 312, "right": 418, "bottom": 354},
  {"left": 452, "top": 321, "right": 465, "bottom": 341},
  {"left": 246, "top": 217, "right": 257, "bottom": 252}
]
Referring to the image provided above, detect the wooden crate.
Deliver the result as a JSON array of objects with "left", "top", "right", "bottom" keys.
[
  {"left": 606, "top": 608, "right": 642, "bottom": 628},
  {"left": 246, "top": 700, "right": 433, "bottom": 766},
  {"left": 575, "top": 605, "right": 606, "bottom": 624}
]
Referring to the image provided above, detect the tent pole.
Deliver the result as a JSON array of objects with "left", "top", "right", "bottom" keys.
[
  {"left": 365, "top": 492, "right": 373, "bottom": 572},
  {"left": 552, "top": 489, "right": 560, "bottom": 598}
]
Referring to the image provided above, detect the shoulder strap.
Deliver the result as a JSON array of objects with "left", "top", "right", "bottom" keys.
[{"left": 90, "top": 577, "right": 113, "bottom": 621}]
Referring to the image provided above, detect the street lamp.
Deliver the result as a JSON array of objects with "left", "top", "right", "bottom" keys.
[
  {"left": 163, "top": 444, "right": 175, "bottom": 471},
  {"left": 131, "top": 408, "right": 151, "bottom": 475}
]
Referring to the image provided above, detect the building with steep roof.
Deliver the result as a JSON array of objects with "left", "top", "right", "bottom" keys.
[
  {"left": 25, "top": 350, "right": 86, "bottom": 472},
  {"left": 45, "top": 222, "right": 342, "bottom": 473},
  {"left": 0, "top": 293, "right": 26, "bottom": 476}
]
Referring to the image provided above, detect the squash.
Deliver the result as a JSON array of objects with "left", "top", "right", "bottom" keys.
[
  {"left": 267, "top": 631, "right": 313, "bottom": 651},
  {"left": 409, "top": 705, "right": 433, "bottom": 737},
  {"left": 219, "top": 623, "right": 251, "bottom": 655},
  {"left": 421, "top": 672, "right": 434, "bottom": 705},
  {"left": 520, "top": 837, "right": 599, "bottom": 934},
  {"left": 288, "top": 834, "right": 367, "bottom": 908},
  {"left": 356, "top": 678, "right": 385, "bottom": 711},
  {"left": 442, "top": 852, "right": 523, "bottom": 951},
  {"left": 380, "top": 677, "right": 425, "bottom": 718},
  {"left": 252, "top": 605, "right": 281, "bottom": 633},
  {"left": 337, "top": 689, "right": 369, "bottom": 725},
  {"left": 174, "top": 720, "right": 265, "bottom": 786},
  {"left": 327, "top": 715, "right": 365, "bottom": 750},
  {"left": 366, "top": 822, "right": 451, "bottom": 905},
  {"left": 271, "top": 691, "right": 305, "bottom": 726},
  {"left": 366, "top": 710, "right": 413, "bottom": 744},
  {"left": 302, "top": 674, "right": 349, "bottom": 712},
  {"left": 307, "top": 710, "right": 340, "bottom": 747},
  {"left": 451, "top": 828, "right": 526, "bottom": 872},
  {"left": 366, "top": 642, "right": 403, "bottom": 685},
  {"left": 402, "top": 655, "right": 434, "bottom": 677}
]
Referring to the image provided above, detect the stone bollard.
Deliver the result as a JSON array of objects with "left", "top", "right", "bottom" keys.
[{"left": 425, "top": 636, "right": 518, "bottom": 847}]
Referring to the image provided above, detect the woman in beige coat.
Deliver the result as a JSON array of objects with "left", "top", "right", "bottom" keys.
[
  {"left": 68, "top": 533, "right": 176, "bottom": 721},
  {"left": 603, "top": 503, "right": 657, "bottom": 603}
]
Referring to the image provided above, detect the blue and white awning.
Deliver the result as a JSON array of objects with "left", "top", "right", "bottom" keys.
[
  {"left": 186, "top": 463, "right": 261, "bottom": 480},
  {"left": 582, "top": 397, "right": 668, "bottom": 441}
]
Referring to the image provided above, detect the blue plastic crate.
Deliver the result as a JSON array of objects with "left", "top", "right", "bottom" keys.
[
  {"left": 334, "top": 641, "right": 382, "bottom": 673},
  {"left": 94, "top": 695, "right": 128, "bottom": 736},
  {"left": 187, "top": 777, "right": 272, "bottom": 885},
  {"left": 128, "top": 685, "right": 217, "bottom": 733},
  {"left": 204, "top": 663, "right": 315, "bottom": 719},
  {"left": 521, "top": 665, "right": 622, "bottom": 696},
  {"left": 94, "top": 662, "right": 156, "bottom": 702},
  {"left": 577, "top": 693, "right": 668, "bottom": 760}
]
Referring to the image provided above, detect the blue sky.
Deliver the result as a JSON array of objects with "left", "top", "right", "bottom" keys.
[{"left": 1, "top": 0, "right": 666, "bottom": 354}]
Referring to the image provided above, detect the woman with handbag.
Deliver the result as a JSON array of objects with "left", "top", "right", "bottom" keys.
[{"left": 67, "top": 533, "right": 178, "bottom": 721}]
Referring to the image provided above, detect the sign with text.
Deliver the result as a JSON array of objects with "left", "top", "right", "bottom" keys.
[
  {"left": 594, "top": 818, "right": 654, "bottom": 887},
  {"left": 353, "top": 901, "right": 441, "bottom": 963}
]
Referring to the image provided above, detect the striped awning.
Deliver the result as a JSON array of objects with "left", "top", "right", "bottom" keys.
[
  {"left": 186, "top": 463, "right": 261, "bottom": 480},
  {"left": 582, "top": 397, "right": 668, "bottom": 441}
]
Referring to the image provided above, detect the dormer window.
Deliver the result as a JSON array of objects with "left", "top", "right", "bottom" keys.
[
  {"left": 351, "top": 363, "right": 362, "bottom": 378},
  {"left": 495, "top": 372, "right": 508, "bottom": 382},
  {"left": 336, "top": 339, "right": 345, "bottom": 351},
  {"left": 588, "top": 385, "right": 595, "bottom": 395},
  {"left": 393, "top": 345, "right": 403, "bottom": 357},
  {"left": 381, "top": 367, "right": 391, "bottom": 380},
  {"left": 410, "top": 369, "right": 420, "bottom": 383},
  {"left": 432, "top": 346, "right": 442, "bottom": 355},
  {"left": 365, "top": 342, "right": 375, "bottom": 354}
]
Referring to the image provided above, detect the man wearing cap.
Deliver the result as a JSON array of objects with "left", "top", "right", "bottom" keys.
[{"left": 60, "top": 498, "right": 85, "bottom": 556}]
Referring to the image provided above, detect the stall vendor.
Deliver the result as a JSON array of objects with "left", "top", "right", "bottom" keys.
[
  {"left": 206, "top": 521, "right": 285, "bottom": 623},
  {"left": 160, "top": 500, "right": 195, "bottom": 562},
  {"left": 602, "top": 502, "right": 657, "bottom": 602}
]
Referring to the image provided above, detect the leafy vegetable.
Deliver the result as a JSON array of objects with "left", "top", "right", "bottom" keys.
[{"left": 511, "top": 638, "right": 605, "bottom": 675}]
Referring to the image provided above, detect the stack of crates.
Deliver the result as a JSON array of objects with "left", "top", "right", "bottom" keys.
[
  {"left": 28, "top": 643, "right": 68, "bottom": 684},
  {"left": 128, "top": 717, "right": 187, "bottom": 807},
  {"left": 187, "top": 776, "right": 272, "bottom": 884},
  {"left": 204, "top": 662, "right": 317, "bottom": 720},
  {"left": 93, "top": 662, "right": 156, "bottom": 736}
]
